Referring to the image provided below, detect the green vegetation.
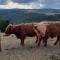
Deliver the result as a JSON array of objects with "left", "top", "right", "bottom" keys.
[
  {"left": 0, "top": 19, "right": 9, "bottom": 32},
  {"left": 12, "top": 13, "right": 60, "bottom": 23}
]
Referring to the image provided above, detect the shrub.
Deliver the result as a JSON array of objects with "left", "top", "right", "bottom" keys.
[{"left": 0, "top": 19, "right": 9, "bottom": 32}]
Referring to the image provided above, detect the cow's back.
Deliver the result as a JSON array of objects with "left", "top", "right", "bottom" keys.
[
  {"left": 46, "top": 23, "right": 60, "bottom": 38},
  {"left": 34, "top": 22, "right": 49, "bottom": 37},
  {"left": 23, "top": 23, "right": 36, "bottom": 36}
]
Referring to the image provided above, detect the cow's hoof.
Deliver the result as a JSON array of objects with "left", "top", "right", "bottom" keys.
[
  {"left": 30, "top": 46, "right": 34, "bottom": 48},
  {"left": 20, "top": 43, "right": 24, "bottom": 46},
  {"left": 44, "top": 44, "right": 47, "bottom": 47},
  {"left": 44, "top": 45, "right": 47, "bottom": 48},
  {"left": 54, "top": 43, "right": 56, "bottom": 45},
  {"left": 38, "top": 44, "right": 40, "bottom": 47}
]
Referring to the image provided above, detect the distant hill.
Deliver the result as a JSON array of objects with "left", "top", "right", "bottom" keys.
[{"left": 0, "top": 9, "right": 60, "bottom": 23}]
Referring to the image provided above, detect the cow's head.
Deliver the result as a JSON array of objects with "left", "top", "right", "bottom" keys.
[{"left": 4, "top": 24, "right": 13, "bottom": 36}]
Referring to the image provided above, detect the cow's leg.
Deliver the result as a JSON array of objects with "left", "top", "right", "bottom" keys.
[
  {"left": 54, "top": 36, "right": 60, "bottom": 45},
  {"left": 21, "top": 39, "right": 24, "bottom": 46},
  {"left": 59, "top": 40, "right": 60, "bottom": 45},
  {"left": 59, "top": 36, "right": 60, "bottom": 45},
  {"left": 35, "top": 36, "right": 38, "bottom": 43},
  {"left": 38, "top": 39, "right": 42, "bottom": 46},
  {"left": 38, "top": 36, "right": 42, "bottom": 46},
  {"left": 34, "top": 28, "right": 39, "bottom": 43},
  {"left": 0, "top": 36, "right": 1, "bottom": 51},
  {"left": 43, "top": 36, "right": 48, "bottom": 46},
  {"left": 20, "top": 35, "right": 26, "bottom": 46},
  {"left": 58, "top": 36, "right": 60, "bottom": 45}
]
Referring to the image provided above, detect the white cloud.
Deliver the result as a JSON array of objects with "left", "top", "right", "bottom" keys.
[{"left": 0, "top": 0, "right": 45, "bottom": 9}]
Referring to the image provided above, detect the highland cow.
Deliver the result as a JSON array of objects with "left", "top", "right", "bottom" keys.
[
  {"left": 35, "top": 21, "right": 60, "bottom": 46},
  {"left": 4, "top": 23, "right": 39, "bottom": 46}
]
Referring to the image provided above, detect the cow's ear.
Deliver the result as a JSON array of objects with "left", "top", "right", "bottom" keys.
[
  {"left": 9, "top": 24, "right": 13, "bottom": 26},
  {"left": 8, "top": 24, "right": 13, "bottom": 29}
]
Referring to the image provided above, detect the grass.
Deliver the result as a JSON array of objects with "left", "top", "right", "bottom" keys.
[{"left": 49, "top": 54, "right": 60, "bottom": 60}]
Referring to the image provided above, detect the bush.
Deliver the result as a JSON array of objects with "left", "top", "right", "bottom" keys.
[{"left": 0, "top": 19, "right": 9, "bottom": 32}]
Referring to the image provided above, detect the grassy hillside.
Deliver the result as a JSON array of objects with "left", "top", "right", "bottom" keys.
[
  {"left": 11, "top": 13, "right": 60, "bottom": 23},
  {"left": 0, "top": 9, "right": 60, "bottom": 23}
]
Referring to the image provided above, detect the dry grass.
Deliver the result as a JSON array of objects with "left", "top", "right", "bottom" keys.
[{"left": 0, "top": 33, "right": 60, "bottom": 60}]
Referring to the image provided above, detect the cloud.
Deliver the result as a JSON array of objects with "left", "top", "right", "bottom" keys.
[
  {"left": 0, "top": 0, "right": 7, "bottom": 4},
  {"left": 0, "top": 0, "right": 45, "bottom": 9},
  {"left": 0, "top": 0, "right": 60, "bottom": 9},
  {"left": 43, "top": 0, "right": 60, "bottom": 9}
]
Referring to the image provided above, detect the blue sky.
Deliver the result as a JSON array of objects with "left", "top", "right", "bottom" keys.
[{"left": 0, "top": 0, "right": 60, "bottom": 9}]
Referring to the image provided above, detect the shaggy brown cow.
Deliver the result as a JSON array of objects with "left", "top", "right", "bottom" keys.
[
  {"left": 34, "top": 22, "right": 49, "bottom": 46},
  {"left": 4, "top": 23, "right": 39, "bottom": 46},
  {"left": 35, "top": 21, "right": 60, "bottom": 46},
  {"left": 43, "top": 22, "right": 60, "bottom": 46}
]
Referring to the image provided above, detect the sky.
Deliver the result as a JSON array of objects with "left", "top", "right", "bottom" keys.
[{"left": 0, "top": 0, "right": 60, "bottom": 9}]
